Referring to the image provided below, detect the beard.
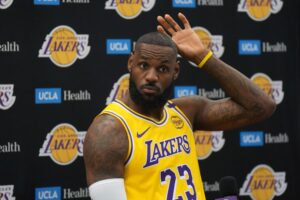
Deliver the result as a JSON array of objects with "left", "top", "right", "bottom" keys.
[{"left": 129, "top": 75, "right": 173, "bottom": 110}]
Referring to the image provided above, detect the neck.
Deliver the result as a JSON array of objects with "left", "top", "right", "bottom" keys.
[{"left": 121, "top": 93, "right": 165, "bottom": 121}]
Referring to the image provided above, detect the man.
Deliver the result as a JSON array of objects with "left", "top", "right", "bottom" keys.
[{"left": 83, "top": 13, "right": 276, "bottom": 200}]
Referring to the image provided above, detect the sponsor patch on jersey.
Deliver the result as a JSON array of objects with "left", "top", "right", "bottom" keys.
[{"left": 171, "top": 116, "right": 184, "bottom": 129}]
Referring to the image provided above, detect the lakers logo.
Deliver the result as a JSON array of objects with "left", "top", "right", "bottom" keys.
[
  {"left": 105, "top": 0, "right": 156, "bottom": 19},
  {"left": 0, "top": 0, "right": 13, "bottom": 9},
  {"left": 106, "top": 73, "right": 129, "bottom": 105},
  {"left": 251, "top": 73, "right": 284, "bottom": 104},
  {"left": 194, "top": 130, "right": 224, "bottom": 160},
  {"left": 0, "top": 84, "right": 16, "bottom": 110},
  {"left": 238, "top": 0, "right": 283, "bottom": 21},
  {"left": 192, "top": 26, "right": 224, "bottom": 66},
  {"left": 39, "top": 123, "right": 86, "bottom": 165},
  {"left": 38, "top": 26, "right": 90, "bottom": 68},
  {"left": 240, "top": 164, "right": 287, "bottom": 200},
  {"left": 171, "top": 116, "right": 184, "bottom": 129}
]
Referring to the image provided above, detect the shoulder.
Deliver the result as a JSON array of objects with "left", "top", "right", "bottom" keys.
[
  {"left": 84, "top": 114, "right": 129, "bottom": 184},
  {"left": 88, "top": 114, "right": 125, "bottom": 135},
  {"left": 171, "top": 96, "right": 210, "bottom": 128}
]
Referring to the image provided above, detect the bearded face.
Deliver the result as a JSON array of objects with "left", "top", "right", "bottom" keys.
[{"left": 129, "top": 74, "right": 174, "bottom": 109}]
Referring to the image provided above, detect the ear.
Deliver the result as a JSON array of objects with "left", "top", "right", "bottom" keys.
[
  {"left": 127, "top": 52, "right": 134, "bottom": 72},
  {"left": 173, "top": 60, "right": 180, "bottom": 80}
]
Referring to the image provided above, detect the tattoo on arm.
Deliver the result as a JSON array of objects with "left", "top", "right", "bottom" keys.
[{"left": 83, "top": 115, "right": 128, "bottom": 185}]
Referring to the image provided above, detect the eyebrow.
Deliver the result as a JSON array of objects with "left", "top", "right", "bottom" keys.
[{"left": 139, "top": 55, "right": 171, "bottom": 64}]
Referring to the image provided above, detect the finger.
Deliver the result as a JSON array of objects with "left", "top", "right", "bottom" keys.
[
  {"left": 157, "top": 25, "right": 168, "bottom": 35},
  {"left": 157, "top": 15, "right": 176, "bottom": 35},
  {"left": 164, "top": 14, "right": 182, "bottom": 31},
  {"left": 178, "top": 12, "right": 191, "bottom": 29}
]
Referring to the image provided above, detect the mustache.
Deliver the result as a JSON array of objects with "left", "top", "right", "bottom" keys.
[{"left": 141, "top": 83, "right": 160, "bottom": 91}]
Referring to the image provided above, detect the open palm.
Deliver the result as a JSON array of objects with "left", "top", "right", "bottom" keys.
[{"left": 157, "top": 13, "right": 206, "bottom": 64}]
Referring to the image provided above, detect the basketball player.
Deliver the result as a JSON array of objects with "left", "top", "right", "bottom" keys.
[{"left": 83, "top": 13, "right": 276, "bottom": 200}]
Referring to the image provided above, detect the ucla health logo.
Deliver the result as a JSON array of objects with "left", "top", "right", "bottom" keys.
[
  {"left": 172, "top": 0, "right": 223, "bottom": 7},
  {"left": 39, "top": 26, "right": 90, "bottom": 68},
  {"left": 240, "top": 131, "right": 264, "bottom": 146},
  {"left": 172, "top": 0, "right": 196, "bottom": 8},
  {"left": 35, "top": 88, "right": 62, "bottom": 104},
  {"left": 105, "top": 0, "right": 156, "bottom": 19},
  {"left": 194, "top": 131, "right": 225, "bottom": 160},
  {"left": 0, "top": 84, "right": 16, "bottom": 110},
  {"left": 39, "top": 123, "right": 86, "bottom": 165},
  {"left": 174, "top": 86, "right": 197, "bottom": 98},
  {"left": 0, "top": 0, "right": 13, "bottom": 9},
  {"left": 34, "top": 0, "right": 60, "bottom": 5},
  {"left": 251, "top": 73, "right": 284, "bottom": 104},
  {"left": 35, "top": 187, "right": 61, "bottom": 200},
  {"left": 238, "top": 0, "right": 283, "bottom": 21},
  {"left": 106, "top": 39, "right": 131, "bottom": 54},
  {"left": 239, "top": 40, "right": 261, "bottom": 55},
  {"left": 240, "top": 164, "right": 287, "bottom": 200},
  {"left": 0, "top": 185, "right": 15, "bottom": 200},
  {"left": 191, "top": 26, "right": 224, "bottom": 66}
]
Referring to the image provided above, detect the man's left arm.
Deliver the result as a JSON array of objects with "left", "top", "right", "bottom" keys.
[
  {"left": 157, "top": 13, "right": 276, "bottom": 131},
  {"left": 173, "top": 56, "right": 276, "bottom": 131}
]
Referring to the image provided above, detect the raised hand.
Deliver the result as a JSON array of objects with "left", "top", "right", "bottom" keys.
[{"left": 157, "top": 13, "right": 208, "bottom": 65}]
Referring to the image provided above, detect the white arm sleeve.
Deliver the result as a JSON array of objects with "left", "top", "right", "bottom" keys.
[{"left": 88, "top": 178, "right": 127, "bottom": 200}]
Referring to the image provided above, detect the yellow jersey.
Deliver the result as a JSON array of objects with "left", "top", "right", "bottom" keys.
[{"left": 101, "top": 99, "right": 206, "bottom": 200}]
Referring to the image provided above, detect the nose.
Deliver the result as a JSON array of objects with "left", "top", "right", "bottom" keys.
[{"left": 145, "top": 68, "right": 158, "bottom": 83}]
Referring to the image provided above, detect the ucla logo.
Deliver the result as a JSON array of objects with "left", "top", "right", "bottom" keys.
[
  {"left": 106, "top": 39, "right": 131, "bottom": 54},
  {"left": 191, "top": 26, "right": 224, "bottom": 66},
  {"left": 39, "top": 26, "right": 90, "bottom": 68},
  {"left": 172, "top": 0, "right": 196, "bottom": 8},
  {"left": 39, "top": 123, "right": 86, "bottom": 165},
  {"left": 35, "top": 88, "right": 62, "bottom": 104},
  {"left": 251, "top": 73, "right": 284, "bottom": 104},
  {"left": 34, "top": 0, "right": 60, "bottom": 5},
  {"left": 194, "top": 131, "right": 224, "bottom": 160},
  {"left": 174, "top": 86, "right": 197, "bottom": 98},
  {"left": 106, "top": 73, "right": 129, "bottom": 105},
  {"left": 0, "top": 0, "right": 13, "bottom": 9},
  {"left": 238, "top": 0, "right": 283, "bottom": 21},
  {"left": 0, "top": 84, "right": 16, "bottom": 110},
  {"left": 105, "top": 0, "right": 156, "bottom": 19},
  {"left": 239, "top": 40, "right": 261, "bottom": 55},
  {"left": 240, "top": 131, "right": 264, "bottom": 146},
  {"left": 240, "top": 164, "right": 287, "bottom": 200},
  {"left": 35, "top": 187, "right": 61, "bottom": 200}
]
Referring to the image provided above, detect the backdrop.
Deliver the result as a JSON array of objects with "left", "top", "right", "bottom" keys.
[{"left": 1, "top": 0, "right": 299, "bottom": 200}]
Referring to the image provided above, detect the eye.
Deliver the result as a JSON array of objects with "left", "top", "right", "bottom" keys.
[
  {"left": 158, "top": 66, "right": 169, "bottom": 73},
  {"left": 138, "top": 62, "right": 148, "bottom": 70}
]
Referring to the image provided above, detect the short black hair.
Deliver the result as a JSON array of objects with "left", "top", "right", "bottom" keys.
[{"left": 135, "top": 32, "right": 178, "bottom": 55}]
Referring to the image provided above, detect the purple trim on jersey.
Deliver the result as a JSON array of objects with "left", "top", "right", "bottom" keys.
[
  {"left": 103, "top": 110, "right": 133, "bottom": 165},
  {"left": 114, "top": 100, "right": 168, "bottom": 126}
]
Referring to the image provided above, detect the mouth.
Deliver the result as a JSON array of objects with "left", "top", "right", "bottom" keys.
[{"left": 141, "top": 85, "right": 159, "bottom": 95}]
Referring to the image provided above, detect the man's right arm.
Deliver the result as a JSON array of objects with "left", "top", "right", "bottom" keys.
[{"left": 83, "top": 114, "right": 128, "bottom": 199}]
